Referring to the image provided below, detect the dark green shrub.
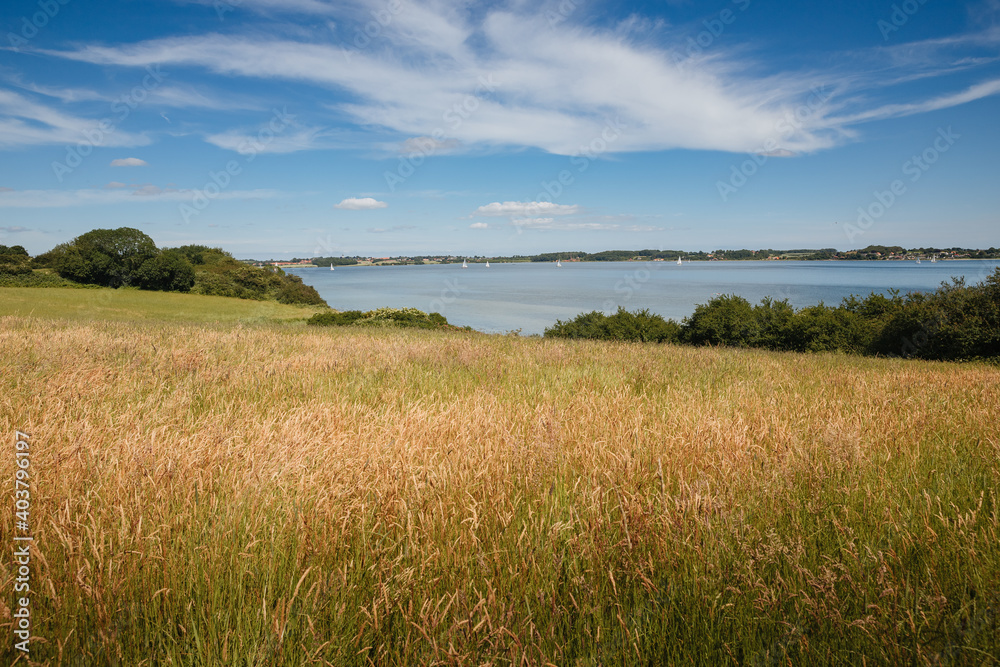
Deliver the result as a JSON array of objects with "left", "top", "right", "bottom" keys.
[
  {"left": 873, "top": 274, "right": 1000, "bottom": 360},
  {"left": 136, "top": 250, "right": 196, "bottom": 292},
  {"left": 308, "top": 308, "right": 450, "bottom": 329},
  {"left": 0, "top": 245, "right": 32, "bottom": 275},
  {"left": 545, "top": 308, "right": 681, "bottom": 343},
  {"left": 276, "top": 274, "right": 326, "bottom": 306},
  {"left": 752, "top": 297, "right": 796, "bottom": 349},
  {"left": 682, "top": 295, "right": 759, "bottom": 347},
  {"left": 782, "top": 305, "right": 864, "bottom": 353}
]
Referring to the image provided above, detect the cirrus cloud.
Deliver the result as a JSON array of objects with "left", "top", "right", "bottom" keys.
[{"left": 110, "top": 157, "right": 148, "bottom": 167}]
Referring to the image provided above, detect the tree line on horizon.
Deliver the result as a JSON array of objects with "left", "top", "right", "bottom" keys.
[
  {"left": 284, "top": 245, "right": 1000, "bottom": 265},
  {"left": 4, "top": 228, "right": 327, "bottom": 307},
  {"left": 545, "top": 268, "right": 1000, "bottom": 362}
]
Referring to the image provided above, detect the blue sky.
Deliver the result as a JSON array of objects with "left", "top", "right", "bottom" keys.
[{"left": 1, "top": 0, "right": 998, "bottom": 258}]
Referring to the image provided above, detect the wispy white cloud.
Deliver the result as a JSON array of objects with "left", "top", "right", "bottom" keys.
[
  {"left": 469, "top": 222, "right": 488, "bottom": 229},
  {"left": 335, "top": 196, "right": 388, "bottom": 210},
  {"left": 111, "top": 157, "right": 148, "bottom": 166},
  {"left": 823, "top": 78, "right": 1000, "bottom": 126},
  {"left": 0, "top": 187, "right": 282, "bottom": 207},
  {"left": 473, "top": 201, "right": 581, "bottom": 218},
  {"left": 33, "top": 15, "right": 839, "bottom": 155},
  {"left": 31, "top": 3, "right": 1000, "bottom": 157},
  {"left": 0, "top": 90, "right": 149, "bottom": 150},
  {"left": 204, "top": 125, "right": 342, "bottom": 154},
  {"left": 510, "top": 216, "right": 662, "bottom": 231},
  {"left": 149, "top": 85, "right": 264, "bottom": 111},
  {"left": 175, "top": 0, "right": 338, "bottom": 16}
]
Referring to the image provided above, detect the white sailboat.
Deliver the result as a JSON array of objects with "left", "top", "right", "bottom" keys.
[
  {"left": 676, "top": 256, "right": 683, "bottom": 266},
  {"left": 556, "top": 260, "right": 562, "bottom": 267},
  {"left": 485, "top": 261, "right": 490, "bottom": 267},
  {"left": 462, "top": 259, "right": 468, "bottom": 268},
  {"left": 916, "top": 258, "right": 921, "bottom": 264},
  {"left": 931, "top": 256, "right": 937, "bottom": 263},
  {"left": 330, "top": 264, "right": 334, "bottom": 271}
]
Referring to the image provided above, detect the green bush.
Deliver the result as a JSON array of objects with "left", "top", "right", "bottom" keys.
[
  {"left": 276, "top": 273, "right": 326, "bottom": 306},
  {"left": 0, "top": 245, "right": 32, "bottom": 275},
  {"left": 136, "top": 250, "right": 196, "bottom": 292},
  {"left": 0, "top": 270, "right": 87, "bottom": 288},
  {"left": 308, "top": 307, "right": 451, "bottom": 329},
  {"left": 682, "top": 295, "right": 759, "bottom": 347},
  {"left": 545, "top": 308, "right": 681, "bottom": 343}
]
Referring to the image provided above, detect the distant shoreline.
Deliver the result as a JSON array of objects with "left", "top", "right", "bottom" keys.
[
  {"left": 257, "top": 245, "right": 999, "bottom": 267},
  {"left": 276, "top": 256, "right": 997, "bottom": 268}
]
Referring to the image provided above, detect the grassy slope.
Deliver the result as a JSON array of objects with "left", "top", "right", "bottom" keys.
[
  {"left": 0, "top": 287, "right": 324, "bottom": 324},
  {"left": 0, "top": 294, "right": 997, "bottom": 665}
]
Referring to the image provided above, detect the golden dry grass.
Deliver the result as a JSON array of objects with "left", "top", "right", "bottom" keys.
[{"left": 0, "top": 314, "right": 997, "bottom": 665}]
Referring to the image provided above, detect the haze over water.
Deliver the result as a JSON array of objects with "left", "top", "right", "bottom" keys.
[{"left": 289, "top": 260, "right": 1000, "bottom": 335}]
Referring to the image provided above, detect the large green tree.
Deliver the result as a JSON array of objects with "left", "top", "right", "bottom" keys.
[{"left": 54, "top": 227, "right": 193, "bottom": 291}]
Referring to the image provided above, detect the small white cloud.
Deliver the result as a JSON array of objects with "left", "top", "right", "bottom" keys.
[
  {"left": 473, "top": 201, "right": 581, "bottom": 218},
  {"left": 469, "top": 222, "right": 489, "bottom": 229},
  {"left": 335, "top": 197, "right": 388, "bottom": 210},
  {"left": 104, "top": 181, "right": 127, "bottom": 189},
  {"left": 110, "top": 158, "right": 148, "bottom": 167}
]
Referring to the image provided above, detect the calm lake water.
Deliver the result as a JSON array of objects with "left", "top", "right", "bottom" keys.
[{"left": 287, "top": 260, "right": 1000, "bottom": 335}]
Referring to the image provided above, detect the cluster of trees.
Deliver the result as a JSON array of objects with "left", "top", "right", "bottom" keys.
[
  {"left": 304, "top": 256, "right": 359, "bottom": 267},
  {"left": 27, "top": 228, "right": 327, "bottom": 306},
  {"left": 0, "top": 245, "right": 31, "bottom": 275},
  {"left": 308, "top": 307, "right": 456, "bottom": 330},
  {"left": 545, "top": 268, "right": 1000, "bottom": 361},
  {"left": 176, "top": 245, "right": 325, "bottom": 305},
  {"left": 31, "top": 228, "right": 195, "bottom": 291}
]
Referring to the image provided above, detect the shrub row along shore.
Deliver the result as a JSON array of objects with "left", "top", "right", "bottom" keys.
[{"left": 545, "top": 267, "right": 1000, "bottom": 362}]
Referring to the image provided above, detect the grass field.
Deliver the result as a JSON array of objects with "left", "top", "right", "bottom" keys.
[
  {"left": 0, "top": 290, "right": 998, "bottom": 665},
  {"left": 0, "top": 287, "right": 324, "bottom": 324}
]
